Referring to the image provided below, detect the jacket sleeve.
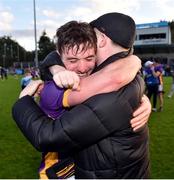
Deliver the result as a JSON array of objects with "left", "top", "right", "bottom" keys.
[
  {"left": 12, "top": 75, "right": 143, "bottom": 157},
  {"left": 39, "top": 51, "right": 64, "bottom": 81}
]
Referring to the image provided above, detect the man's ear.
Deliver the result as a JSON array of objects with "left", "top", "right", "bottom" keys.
[{"left": 98, "top": 33, "right": 106, "bottom": 48}]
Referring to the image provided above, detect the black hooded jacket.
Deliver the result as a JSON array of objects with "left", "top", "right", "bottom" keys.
[
  {"left": 39, "top": 51, "right": 64, "bottom": 81},
  {"left": 12, "top": 52, "right": 150, "bottom": 178}
]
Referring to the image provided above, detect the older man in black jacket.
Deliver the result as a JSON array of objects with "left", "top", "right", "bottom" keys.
[{"left": 12, "top": 12, "right": 150, "bottom": 178}]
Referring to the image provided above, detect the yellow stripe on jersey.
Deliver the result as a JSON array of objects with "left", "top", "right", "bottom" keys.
[
  {"left": 62, "top": 89, "right": 71, "bottom": 107},
  {"left": 56, "top": 163, "right": 75, "bottom": 178},
  {"left": 39, "top": 152, "right": 58, "bottom": 179}
]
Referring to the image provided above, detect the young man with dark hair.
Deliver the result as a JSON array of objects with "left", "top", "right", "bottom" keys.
[{"left": 39, "top": 21, "right": 97, "bottom": 179}]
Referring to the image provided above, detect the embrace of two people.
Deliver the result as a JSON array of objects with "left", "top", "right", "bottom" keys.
[{"left": 12, "top": 12, "right": 151, "bottom": 179}]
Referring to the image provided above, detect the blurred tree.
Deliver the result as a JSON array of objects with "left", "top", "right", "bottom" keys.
[
  {"left": 38, "top": 30, "right": 55, "bottom": 61},
  {"left": 0, "top": 36, "right": 32, "bottom": 67}
]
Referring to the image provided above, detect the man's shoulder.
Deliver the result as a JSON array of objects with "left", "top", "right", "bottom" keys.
[
  {"left": 40, "top": 50, "right": 63, "bottom": 68},
  {"left": 39, "top": 51, "right": 64, "bottom": 81},
  {"left": 43, "top": 51, "right": 61, "bottom": 63},
  {"left": 46, "top": 51, "right": 59, "bottom": 59}
]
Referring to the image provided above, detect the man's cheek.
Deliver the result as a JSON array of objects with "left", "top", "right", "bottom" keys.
[
  {"left": 89, "top": 62, "right": 96, "bottom": 69},
  {"left": 66, "top": 64, "right": 77, "bottom": 71}
]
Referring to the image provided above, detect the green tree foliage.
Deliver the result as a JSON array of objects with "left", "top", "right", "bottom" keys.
[
  {"left": 38, "top": 30, "right": 55, "bottom": 61},
  {"left": 0, "top": 30, "right": 56, "bottom": 68},
  {"left": 0, "top": 36, "right": 33, "bottom": 67}
]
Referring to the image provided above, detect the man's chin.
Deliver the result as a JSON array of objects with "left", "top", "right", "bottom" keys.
[
  {"left": 78, "top": 73, "right": 90, "bottom": 79},
  {"left": 79, "top": 75, "right": 88, "bottom": 79}
]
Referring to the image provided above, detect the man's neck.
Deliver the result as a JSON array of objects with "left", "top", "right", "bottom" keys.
[{"left": 97, "top": 46, "right": 128, "bottom": 66}]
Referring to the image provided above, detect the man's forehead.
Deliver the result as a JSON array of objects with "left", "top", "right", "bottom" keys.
[{"left": 63, "top": 45, "right": 95, "bottom": 56}]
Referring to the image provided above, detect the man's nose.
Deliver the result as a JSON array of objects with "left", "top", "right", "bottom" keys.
[{"left": 78, "top": 60, "right": 88, "bottom": 73}]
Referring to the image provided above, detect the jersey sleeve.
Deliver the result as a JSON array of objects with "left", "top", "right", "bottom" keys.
[
  {"left": 39, "top": 81, "right": 65, "bottom": 119},
  {"left": 62, "top": 89, "right": 71, "bottom": 107}
]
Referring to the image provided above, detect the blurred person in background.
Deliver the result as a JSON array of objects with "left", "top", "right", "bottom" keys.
[
  {"left": 168, "top": 68, "right": 174, "bottom": 98},
  {"left": 21, "top": 69, "right": 32, "bottom": 89},
  {"left": 144, "top": 61, "right": 159, "bottom": 112},
  {"left": 0, "top": 66, "right": 8, "bottom": 80},
  {"left": 155, "top": 62, "right": 164, "bottom": 112}
]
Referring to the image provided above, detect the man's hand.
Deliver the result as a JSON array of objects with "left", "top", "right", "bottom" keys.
[
  {"left": 130, "top": 95, "right": 152, "bottom": 131},
  {"left": 53, "top": 70, "right": 80, "bottom": 90},
  {"left": 19, "top": 80, "right": 43, "bottom": 99}
]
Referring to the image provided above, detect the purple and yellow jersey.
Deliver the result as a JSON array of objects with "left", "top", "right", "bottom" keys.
[
  {"left": 39, "top": 152, "right": 59, "bottom": 179},
  {"left": 39, "top": 81, "right": 73, "bottom": 179},
  {"left": 39, "top": 81, "right": 70, "bottom": 119}
]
